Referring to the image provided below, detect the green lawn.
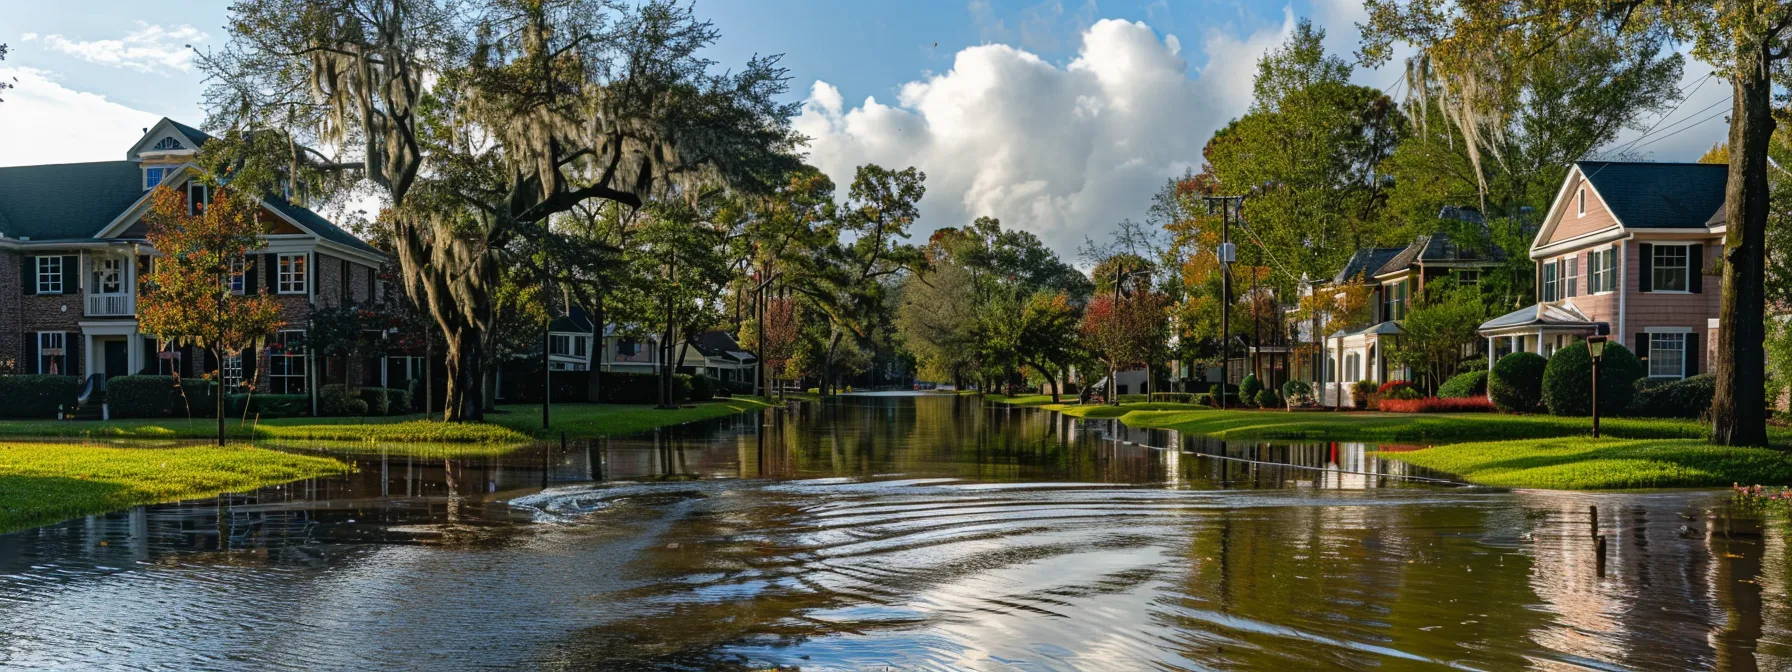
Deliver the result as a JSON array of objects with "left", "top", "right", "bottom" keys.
[
  {"left": 0, "top": 443, "right": 352, "bottom": 533},
  {"left": 1379, "top": 439, "right": 1792, "bottom": 489},
  {"left": 0, "top": 399, "right": 776, "bottom": 444}
]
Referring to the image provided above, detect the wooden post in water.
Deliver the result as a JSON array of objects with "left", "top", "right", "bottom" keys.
[{"left": 1590, "top": 505, "right": 1599, "bottom": 535}]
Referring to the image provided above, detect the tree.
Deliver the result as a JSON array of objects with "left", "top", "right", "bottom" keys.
[
  {"left": 1386, "top": 283, "right": 1487, "bottom": 394},
  {"left": 1016, "top": 291, "right": 1084, "bottom": 403},
  {"left": 1080, "top": 292, "right": 1167, "bottom": 404},
  {"left": 1362, "top": 0, "right": 1792, "bottom": 446},
  {"left": 620, "top": 200, "right": 731, "bottom": 408},
  {"left": 137, "top": 186, "right": 285, "bottom": 446},
  {"left": 0, "top": 43, "right": 11, "bottom": 102},
  {"left": 202, "top": 0, "right": 802, "bottom": 421},
  {"left": 734, "top": 169, "right": 837, "bottom": 397}
]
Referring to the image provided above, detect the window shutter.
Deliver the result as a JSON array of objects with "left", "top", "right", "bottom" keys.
[
  {"left": 1684, "top": 333, "right": 1698, "bottom": 379},
  {"left": 25, "top": 335, "right": 39, "bottom": 374},
  {"left": 309, "top": 252, "right": 316, "bottom": 298},
  {"left": 1690, "top": 243, "right": 1704, "bottom": 294},
  {"left": 60, "top": 255, "right": 78, "bottom": 295},
  {"left": 142, "top": 337, "right": 158, "bottom": 375},
  {"left": 66, "top": 332, "right": 81, "bottom": 377},
  {"left": 242, "top": 345, "right": 258, "bottom": 392},
  {"left": 21, "top": 257, "right": 35, "bottom": 296},
  {"left": 244, "top": 256, "right": 259, "bottom": 294},
  {"left": 265, "top": 253, "right": 278, "bottom": 292},
  {"left": 1635, "top": 333, "right": 1648, "bottom": 365},
  {"left": 1638, "top": 243, "right": 1653, "bottom": 292}
]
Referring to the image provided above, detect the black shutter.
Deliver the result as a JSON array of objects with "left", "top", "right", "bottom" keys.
[
  {"left": 24, "top": 334, "right": 38, "bottom": 374},
  {"left": 60, "top": 255, "right": 78, "bottom": 295},
  {"left": 1690, "top": 243, "right": 1704, "bottom": 293},
  {"left": 242, "top": 345, "right": 258, "bottom": 392},
  {"left": 1638, "top": 243, "right": 1653, "bottom": 292},
  {"left": 244, "top": 255, "right": 259, "bottom": 294},
  {"left": 1635, "top": 332, "right": 1648, "bottom": 367},
  {"left": 20, "top": 257, "right": 35, "bottom": 296},
  {"left": 66, "top": 332, "right": 81, "bottom": 377},
  {"left": 265, "top": 253, "right": 278, "bottom": 293},
  {"left": 1686, "top": 332, "right": 1699, "bottom": 377},
  {"left": 142, "top": 337, "right": 158, "bottom": 375}
]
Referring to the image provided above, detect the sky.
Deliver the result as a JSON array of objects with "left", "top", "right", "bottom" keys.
[{"left": 0, "top": 0, "right": 1729, "bottom": 257}]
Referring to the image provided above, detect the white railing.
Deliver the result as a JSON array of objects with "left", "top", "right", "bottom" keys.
[{"left": 87, "top": 293, "right": 134, "bottom": 317}]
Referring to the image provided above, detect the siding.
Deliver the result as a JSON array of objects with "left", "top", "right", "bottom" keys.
[
  {"left": 1623, "top": 238, "right": 1720, "bottom": 373},
  {"left": 1542, "top": 176, "right": 1621, "bottom": 246}
]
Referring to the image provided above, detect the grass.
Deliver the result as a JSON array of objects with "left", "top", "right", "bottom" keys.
[
  {"left": 1378, "top": 438, "right": 1792, "bottom": 489},
  {"left": 488, "top": 397, "right": 776, "bottom": 439},
  {"left": 0, "top": 442, "right": 352, "bottom": 533},
  {"left": 1111, "top": 407, "right": 1742, "bottom": 444}
]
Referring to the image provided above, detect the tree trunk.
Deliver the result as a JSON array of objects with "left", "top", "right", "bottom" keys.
[
  {"left": 1050, "top": 365, "right": 1063, "bottom": 404},
  {"left": 215, "top": 348, "right": 226, "bottom": 447},
  {"left": 1713, "top": 59, "right": 1773, "bottom": 446}
]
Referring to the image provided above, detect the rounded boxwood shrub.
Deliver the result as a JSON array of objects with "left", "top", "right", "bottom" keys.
[
  {"left": 1255, "top": 388, "right": 1283, "bottom": 408},
  {"left": 1238, "top": 374, "right": 1263, "bottom": 407},
  {"left": 1437, "top": 370, "right": 1489, "bottom": 399},
  {"left": 320, "top": 384, "right": 369, "bottom": 417},
  {"left": 689, "top": 375, "right": 717, "bottom": 402},
  {"left": 107, "top": 375, "right": 181, "bottom": 418},
  {"left": 1490, "top": 351, "right": 1548, "bottom": 413},
  {"left": 1280, "top": 379, "right": 1313, "bottom": 407},
  {"left": 358, "top": 387, "right": 391, "bottom": 416},
  {"left": 1541, "top": 341, "right": 1643, "bottom": 416},
  {"left": 1628, "top": 373, "right": 1715, "bottom": 419},
  {"left": 386, "top": 387, "right": 413, "bottom": 415},
  {"left": 1378, "top": 380, "right": 1421, "bottom": 400}
]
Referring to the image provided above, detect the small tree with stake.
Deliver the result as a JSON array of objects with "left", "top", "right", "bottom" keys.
[{"left": 137, "top": 184, "right": 284, "bottom": 446}]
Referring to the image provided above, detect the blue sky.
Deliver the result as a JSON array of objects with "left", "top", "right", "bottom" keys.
[{"left": 0, "top": 0, "right": 1726, "bottom": 254}]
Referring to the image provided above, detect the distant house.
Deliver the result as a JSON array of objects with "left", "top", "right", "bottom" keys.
[
  {"left": 541, "top": 308, "right": 758, "bottom": 388},
  {"left": 1318, "top": 207, "right": 1505, "bottom": 405},
  {"left": 1477, "top": 162, "right": 1723, "bottom": 379}
]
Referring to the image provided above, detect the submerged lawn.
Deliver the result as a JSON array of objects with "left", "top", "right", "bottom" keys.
[
  {"left": 1378, "top": 439, "right": 1792, "bottom": 489},
  {"left": 0, "top": 443, "right": 351, "bottom": 533},
  {"left": 488, "top": 397, "right": 776, "bottom": 438}
]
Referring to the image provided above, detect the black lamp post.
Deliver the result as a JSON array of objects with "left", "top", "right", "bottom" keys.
[{"left": 1587, "top": 335, "right": 1607, "bottom": 438}]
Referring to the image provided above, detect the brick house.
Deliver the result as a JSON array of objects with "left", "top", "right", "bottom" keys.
[
  {"left": 0, "top": 119, "right": 387, "bottom": 404},
  {"left": 1317, "top": 207, "right": 1505, "bottom": 405},
  {"left": 1478, "top": 161, "right": 1723, "bottom": 380}
]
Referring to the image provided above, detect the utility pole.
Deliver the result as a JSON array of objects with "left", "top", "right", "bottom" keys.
[{"left": 1205, "top": 195, "right": 1242, "bottom": 409}]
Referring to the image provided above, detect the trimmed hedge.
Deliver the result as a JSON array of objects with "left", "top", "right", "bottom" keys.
[
  {"left": 689, "top": 375, "right": 717, "bottom": 402},
  {"left": 319, "top": 385, "right": 369, "bottom": 417},
  {"left": 230, "top": 393, "right": 309, "bottom": 418},
  {"left": 1629, "top": 373, "right": 1715, "bottom": 419},
  {"left": 1437, "top": 370, "right": 1489, "bottom": 398},
  {"left": 105, "top": 375, "right": 216, "bottom": 418},
  {"left": 1542, "top": 341, "right": 1643, "bottom": 417},
  {"left": 1238, "top": 375, "right": 1263, "bottom": 407},
  {"left": 1490, "top": 352, "right": 1547, "bottom": 413},
  {"left": 358, "top": 387, "right": 391, "bottom": 416},
  {"left": 387, "top": 387, "right": 413, "bottom": 415},
  {"left": 0, "top": 375, "right": 82, "bottom": 418},
  {"left": 1378, "top": 396, "right": 1496, "bottom": 413},
  {"left": 1255, "top": 389, "right": 1283, "bottom": 408}
]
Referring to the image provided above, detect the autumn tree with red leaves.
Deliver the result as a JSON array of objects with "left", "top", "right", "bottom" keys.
[{"left": 1080, "top": 292, "right": 1168, "bottom": 405}]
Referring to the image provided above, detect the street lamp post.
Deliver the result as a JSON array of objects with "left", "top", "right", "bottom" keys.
[{"left": 1587, "top": 336, "right": 1607, "bottom": 438}]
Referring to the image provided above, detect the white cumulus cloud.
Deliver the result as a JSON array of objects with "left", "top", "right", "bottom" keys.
[
  {"left": 795, "top": 16, "right": 1301, "bottom": 256},
  {"left": 0, "top": 67, "right": 161, "bottom": 167},
  {"left": 40, "top": 22, "right": 206, "bottom": 75}
]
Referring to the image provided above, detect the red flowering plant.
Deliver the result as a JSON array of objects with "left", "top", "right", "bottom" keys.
[
  {"left": 1732, "top": 483, "right": 1792, "bottom": 512},
  {"left": 1377, "top": 396, "right": 1495, "bottom": 413},
  {"left": 1378, "top": 379, "right": 1421, "bottom": 400}
]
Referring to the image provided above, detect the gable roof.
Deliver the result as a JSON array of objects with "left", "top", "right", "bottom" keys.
[
  {"left": 689, "top": 330, "right": 756, "bottom": 362},
  {"left": 165, "top": 119, "right": 214, "bottom": 147},
  {"left": 0, "top": 161, "right": 148, "bottom": 240},
  {"left": 549, "top": 306, "right": 596, "bottom": 334},
  {"left": 1332, "top": 247, "right": 1404, "bottom": 285},
  {"left": 1353, "top": 207, "right": 1502, "bottom": 280},
  {"left": 263, "top": 196, "right": 381, "bottom": 256},
  {"left": 1575, "top": 161, "right": 1727, "bottom": 229}
]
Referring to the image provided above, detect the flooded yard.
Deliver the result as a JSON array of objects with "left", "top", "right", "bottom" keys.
[{"left": 1, "top": 395, "right": 1787, "bottom": 670}]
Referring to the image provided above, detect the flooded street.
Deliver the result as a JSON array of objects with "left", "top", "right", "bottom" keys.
[{"left": 2, "top": 395, "right": 1788, "bottom": 670}]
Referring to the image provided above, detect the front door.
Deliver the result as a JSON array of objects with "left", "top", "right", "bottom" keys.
[{"left": 104, "top": 340, "right": 128, "bottom": 379}]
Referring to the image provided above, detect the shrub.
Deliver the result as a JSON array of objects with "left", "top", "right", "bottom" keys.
[
  {"left": 1255, "top": 389, "right": 1283, "bottom": 408},
  {"left": 358, "top": 387, "right": 391, "bottom": 416},
  {"left": 229, "top": 393, "right": 310, "bottom": 418},
  {"left": 1629, "top": 373, "right": 1715, "bottom": 419},
  {"left": 319, "top": 384, "right": 369, "bottom": 417},
  {"left": 0, "top": 375, "right": 82, "bottom": 418},
  {"left": 1280, "top": 380, "right": 1314, "bottom": 407},
  {"left": 1542, "top": 341, "right": 1644, "bottom": 416},
  {"left": 1238, "top": 375, "right": 1263, "bottom": 407},
  {"left": 1194, "top": 392, "right": 1215, "bottom": 407},
  {"left": 1378, "top": 396, "right": 1496, "bottom": 413},
  {"left": 1437, "top": 370, "right": 1489, "bottom": 398},
  {"left": 1350, "top": 380, "right": 1377, "bottom": 410},
  {"left": 386, "top": 387, "right": 413, "bottom": 415},
  {"left": 1490, "top": 351, "right": 1548, "bottom": 413},
  {"left": 1378, "top": 380, "right": 1419, "bottom": 397},
  {"left": 103, "top": 375, "right": 216, "bottom": 418}
]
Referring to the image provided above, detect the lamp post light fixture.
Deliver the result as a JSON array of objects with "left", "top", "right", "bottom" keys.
[{"left": 1587, "top": 335, "right": 1608, "bottom": 438}]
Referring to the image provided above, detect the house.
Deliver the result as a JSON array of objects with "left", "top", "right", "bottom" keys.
[
  {"left": 1477, "top": 161, "right": 1724, "bottom": 379},
  {"left": 0, "top": 119, "right": 387, "bottom": 402},
  {"left": 1319, "top": 207, "right": 1505, "bottom": 405},
  {"left": 541, "top": 310, "right": 759, "bottom": 388}
]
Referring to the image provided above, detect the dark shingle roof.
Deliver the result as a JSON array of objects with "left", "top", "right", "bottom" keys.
[
  {"left": 1333, "top": 247, "right": 1403, "bottom": 285},
  {"left": 264, "top": 196, "right": 382, "bottom": 255},
  {"left": 1576, "top": 161, "right": 1727, "bottom": 229},
  {"left": 0, "top": 161, "right": 146, "bottom": 240},
  {"left": 690, "top": 330, "right": 754, "bottom": 361},
  {"left": 549, "top": 306, "right": 596, "bottom": 334},
  {"left": 165, "top": 119, "right": 214, "bottom": 147},
  {"left": 1372, "top": 207, "right": 1502, "bottom": 276}
]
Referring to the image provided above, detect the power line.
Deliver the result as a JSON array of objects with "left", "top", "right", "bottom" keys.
[
  {"left": 1611, "top": 93, "right": 1730, "bottom": 157},
  {"left": 1630, "top": 107, "right": 1731, "bottom": 153},
  {"left": 1603, "top": 71, "right": 1714, "bottom": 157}
]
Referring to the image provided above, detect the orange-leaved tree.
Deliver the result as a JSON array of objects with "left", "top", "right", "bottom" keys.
[{"left": 137, "top": 184, "right": 284, "bottom": 446}]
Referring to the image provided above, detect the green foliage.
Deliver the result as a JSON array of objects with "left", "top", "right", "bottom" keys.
[
  {"left": 358, "top": 387, "right": 391, "bottom": 416},
  {"left": 1255, "top": 389, "right": 1283, "bottom": 409},
  {"left": 1280, "top": 379, "right": 1314, "bottom": 407},
  {"left": 319, "top": 385, "right": 369, "bottom": 417},
  {"left": 1350, "top": 379, "right": 1377, "bottom": 409},
  {"left": 1238, "top": 375, "right": 1264, "bottom": 407},
  {"left": 230, "top": 394, "right": 309, "bottom": 418},
  {"left": 386, "top": 387, "right": 413, "bottom": 415},
  {"left": 1377, "top": 439, "right": 1792, "bottom": 490},
  {"left": 1630, "top": 374, "right": 1716, "bottom": 419},
  {"left": 107, "top": 376, "right": 218, "bottom": 419},
  {"left": 1387, "top": 283, "right": 1486, "bottom": 392},
  {"left": 1438, "top": 370, "right": 1489, "bottom": 398},
  {"left": 0, "top": 375, "right": 81, "bottom": 418},
  {"left": 689, "top": 375, "right": 717, "bottom": 402},
  {"left": 1490, "top": 352, "right": 1547, "bottom": 413},
  {"left": 1541, "top": 342, "right": 1643, "bottom": 417},
  {"left": 1384, "top": 385, "right": 1422, "bottom": 401}
]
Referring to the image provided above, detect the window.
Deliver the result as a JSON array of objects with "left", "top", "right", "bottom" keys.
[
  {"left": 151, "top": 136, "right": 185, "bottom": 151},
  {"left": 278, "top": 254, "right": 308, "bottom": 294},
  {"left": 1542, "top": 261, "right": 1558, "bottom": 302},
  {"left": 1652, "top": 245, "right": 1689, "bottom": 292},
  {"left": 222, "top": 354, "right": 244, "bottom": 391},
  {"left": 1454, "top": 269, "right": 1480, "bottom": 286},
  {"left": 268, "top": 330, "right": 307, "bottom": 394},
  {"left": 227, "top": 256, "right": 247, "bottom": 294},
  {"left": 1649, "top": 333, "right": 1687, "bottom": 378},
  {"left": 144, "top": 167, "right": 166, "bottom": 190},
  {"left": 93, "top": 257, "right": 123, "bottom": 294},
  {"left": 37, "top": 332, "right": 65, "bottom": 375},
  {"left": 574, "top": 335, "right": 588, "bottom": 358},
  {"left": 1577, "top": 187, "right": 1586, "bottom": 216},
  {"left": 549, "top": 334, "right": 572, "bottom": 356},
  {"left": 36, "top": 256, "right": 63, "bottom": 294},
  {"left": 1383, "top": 280, "right": 1409, "bottom": 321},
  {"left": 188, "top": 183, "right": 210, "bottom": 216},
  {"left": 1562, "top": 257, "right": 1579, "bottom": 298},
  {"left": 1589, "top": 247, "right": 1617, "bottom": 293}
]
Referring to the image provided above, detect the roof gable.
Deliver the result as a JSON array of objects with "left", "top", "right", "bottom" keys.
[
  {"left": 127, "top": 118, "right": 212, "bottom": 161},
  {"left": 1575, "top": 161, "right": 1726, "bottom": 229}
]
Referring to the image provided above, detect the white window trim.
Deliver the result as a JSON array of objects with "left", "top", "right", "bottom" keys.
[
  {"left": 1577, "top": 187, "right": 1586, "bottom": 217},
  {"left": 1589, "top": 245, "right": 1618, "bottom": 296},
  {"left": 1649, "top": 243, "right": 1693, "bottom": 294},
  {"left": 268, "top": 329, "right": 308, "bottom": 394},
  {"left": 1646, "top": 332, "right": 1689, "bottom": 379},
  {"left": 37, "top": 331, "right": 66, "bottom": 375},
  {"left": 277, "top": 253, "right": 308, "bottom": 295},
  {"left": 35, "top": 256, "right": 63, "bottom": 294},
  {"left": 143, "top": 166, "right": 166, "bottom": 190}
]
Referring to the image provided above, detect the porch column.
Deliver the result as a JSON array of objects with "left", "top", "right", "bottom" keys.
[
  {"left": 84, "top": 332, "right": 97, "bottom": 378},
  {"left": 127, "top": 332, "right": 142, "bottom": 375},
  {"left": 1487, "top": 336, "right": 1495, "bottom": 370}
]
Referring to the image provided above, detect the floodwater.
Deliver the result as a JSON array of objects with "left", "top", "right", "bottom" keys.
[{"left": 1, "top": 395, "right": 1788, "bottom": 671}]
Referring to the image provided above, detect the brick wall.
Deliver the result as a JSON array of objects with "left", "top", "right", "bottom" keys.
[{"left": 0, "top": 252, "right": 20, "bottom": 371}]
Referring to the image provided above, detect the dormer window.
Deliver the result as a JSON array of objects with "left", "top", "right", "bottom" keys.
[
  {"left": 152, "top": 136, "right": 185, "bottom": 151},
  {"left": 144, "top": 167, "right": 166, "bottom": 190}
]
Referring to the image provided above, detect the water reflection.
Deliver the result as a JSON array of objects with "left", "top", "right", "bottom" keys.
[{"left": 0, "top": 395, "right": 1786, "bottom": 671}]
